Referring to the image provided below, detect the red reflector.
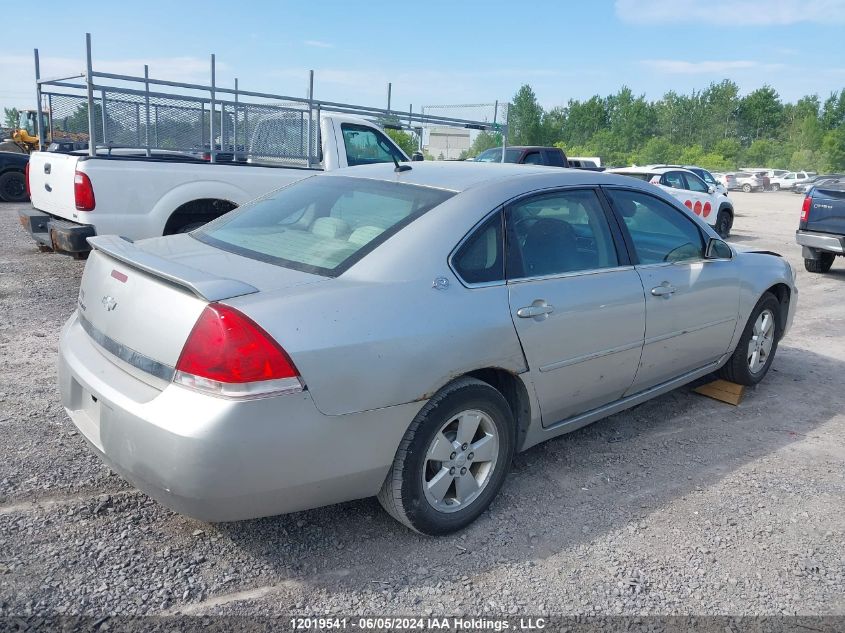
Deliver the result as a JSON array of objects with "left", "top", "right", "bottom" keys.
[
  {"left": 110, "top": 269, "right": 128, "bottom": 283},
  {"left": 74, "top": 171, "right": 95, "bottom": 211},
  {"left": 25, "top": 161, "right": 31, "bottom": 197},
  {"left": 801, "top": 196, "right": 811, "bottom": 221},
  {"left": 176, "top": 304, "right": 298, "bottom": 384}
]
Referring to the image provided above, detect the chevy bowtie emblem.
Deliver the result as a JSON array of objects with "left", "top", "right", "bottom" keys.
[{"left": 102, "top": 296, "right": 117, "bottom": 311}]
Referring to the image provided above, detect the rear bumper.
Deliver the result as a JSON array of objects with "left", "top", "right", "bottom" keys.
[
  {"left": 796, "top": 230, "right": 845, "bottom": 255},
  {"left": 18, "top": 208, "right": 96, "bottom": 254},
  {"left": 58, "top": 312, "right": 422, "bottom": 522}
]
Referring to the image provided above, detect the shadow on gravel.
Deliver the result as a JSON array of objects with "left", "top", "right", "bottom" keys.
[{"left": 210, "top": 343, "right": 843, "bottom": 597}]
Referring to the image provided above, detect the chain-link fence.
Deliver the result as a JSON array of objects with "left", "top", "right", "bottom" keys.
[{"left": 420, "top": 103, "right": 509, "bottom": 160}]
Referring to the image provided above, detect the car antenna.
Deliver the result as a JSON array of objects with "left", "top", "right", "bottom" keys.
[{"left": 392, "top": 153, "right": 412, "bottom": 173}]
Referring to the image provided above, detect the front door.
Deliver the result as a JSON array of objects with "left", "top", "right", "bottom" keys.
[
  {"left": 604, "top": 188, "right": 740, "bottom": 392},
  {"left": 505, "top": 188, "right": 646, "bottom": 425}
]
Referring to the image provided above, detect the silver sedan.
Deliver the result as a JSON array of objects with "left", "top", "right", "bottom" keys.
[{"left": 59, "top": 162, "right": 796, "bottom": 535}]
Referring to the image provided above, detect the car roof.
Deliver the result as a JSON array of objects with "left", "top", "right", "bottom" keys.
[
  {"left": 609, "top": 166, "right": 693, "bottom": 176},
  {"left": 325, "top": 161, "right": 641, "bottom": 193}
]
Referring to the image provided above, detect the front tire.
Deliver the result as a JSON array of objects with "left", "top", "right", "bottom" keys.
[
  {"left": 715, "top": 209, "right": 732, "bottom": 238},
  {"left": 377, "top": 377, "right": 515, "bottom": 535},
  {"left": 742, "top": 184, "right": 752, "bottom": 193},
  {"left": 804, "top": 253, "right": 835, "bottom": 273},
  {"left": 719, "top": 293, "right": 781, "bottom": 386}
]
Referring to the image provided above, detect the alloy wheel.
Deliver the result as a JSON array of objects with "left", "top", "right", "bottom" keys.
[{"left": 747, "top": 308, "right": 775, "bottom": 374}]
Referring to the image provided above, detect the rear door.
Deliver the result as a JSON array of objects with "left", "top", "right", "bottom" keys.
[
  {"left": 505, "top": 188, "right": 645, "bottom": 425},
  {"left": 604, "top": 187, "right": 739, "bottom": 392}
]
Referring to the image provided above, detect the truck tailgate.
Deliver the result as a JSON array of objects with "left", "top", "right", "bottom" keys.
[
  {"left": 807, "top": 184, "right": 845, "bottom": 235},
  {"left": 28, "top": 152, "right": 84, "bottom": 221}
]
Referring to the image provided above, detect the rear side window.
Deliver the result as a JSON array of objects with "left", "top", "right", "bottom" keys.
[
  {"left": 341, "top": 124, "right": 405, "bottom": 167},
  {"left": 196, "top": 176, "right": 453, "bottom": 276},
  {"left": 661, "top": 171, "right": 686, "bottom": 189},
  {"left": 522, "top": 151, "right": 543, "bottom": 165},
  {"left": 452, "top": 214, "right": 504, "bottom": 284},
  {"left": 545, "top": 150, "right": 566, "bottom": 167}
]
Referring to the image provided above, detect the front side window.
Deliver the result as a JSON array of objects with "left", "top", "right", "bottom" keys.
[
  {"left": 606, "top": 189, "right": 704, "bottom": 265},
  {"left": 341, "top": 124, "right": 405, "bottom": 167},
  {"left": 195, "top": 176, "right": 453, "bottom": 276},
  {"left": 506, "top": 189, "right": 619, "bottom": 279},
  {"left": 683, "top": 172, "right": 709, "bottom": 193},
  {"left": 522, "top": 151, "right": 543, "bottom": 165},
  {"left": 452, "top": 213, "right": 504, "bottom": 284}
]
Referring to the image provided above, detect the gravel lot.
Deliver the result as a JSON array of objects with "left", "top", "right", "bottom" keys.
[{"left": 1, "top": 191, "right": 843, "bottom": 618}]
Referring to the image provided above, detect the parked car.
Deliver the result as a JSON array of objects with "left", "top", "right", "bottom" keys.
[
  {"left": 770, "top": 171, "right": 812, "bottom": 191},
  {"left": 792, "top": 174, "right": 843, "bottom": 194},
  {"left": 609, "top": 166, "right": 735, "bottom": 237},
  {"left": 0, "top": 151, "right": 29, "bottom": 202},
  {"left": 651, "top": 164, "right": 727, "bottom": 195},
  {"left": 20, "top": 115, "right": 411, "bottom": 257},
  {"left": 473, "top": 146, "right": 569, "bottom": 167},
  {"left": 734, "top": 171, "right": 768, "bottom": 193},
  {"left": 58, "top": 162, "right": 795, "bottom": 534},
  {"left": 797, "top": 179, "right": 845, "bottom": 273},
  {"left": 713, "top": 172, "right": 738, "bottom": 191}
]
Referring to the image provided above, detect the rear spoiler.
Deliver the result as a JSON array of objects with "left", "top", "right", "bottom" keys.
[{"left": 87, "top": 235, "right": 259, "bottom": 302}]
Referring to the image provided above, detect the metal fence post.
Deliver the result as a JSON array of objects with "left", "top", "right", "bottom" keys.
[
  {"left": 85, "top": 33, "right": 96, "bottom": 155},
  {"left": 209, "top": 54, "right": 216, "bottom": 163},
  {"left": 34, "top": 48, "right": 45, "bottom": 150},
  {"left": 47, "top": 93, "right": 54, "bottom": 142},
  {"left": 144, "top": 64, "right": 151, "bottom": 156},
  {"left": 306, "top": 70, "right": 314, "bottom": 167},
  {"left": 233, "top": 78, "right": 239, "bottom": 158},
  {"left": 387, "top": 83, "right": 392, "bottom": 112},
  {"left": 100, "top": 89, "right": 108, "bottom": 147}
]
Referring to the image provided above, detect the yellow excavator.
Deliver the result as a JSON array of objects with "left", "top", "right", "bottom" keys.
[{"left": 0, "top": 109, "right": 86, "bottom": 153}]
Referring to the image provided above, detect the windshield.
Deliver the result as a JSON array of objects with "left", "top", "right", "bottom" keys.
[
  {"left": 195, "top": 176, "right": 453, "bottom": 276},
  {"left": 474, "top": 148, "right": 522, "bottom": 163},
  {"left": 617, "top": 172, "right": 653, "bottom": 182}
]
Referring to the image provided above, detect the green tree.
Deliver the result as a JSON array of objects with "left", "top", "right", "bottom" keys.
[
  {"left": 3, "top": 107, "right": 19, "bottom": 128},
  {"left": 738, "top": 86, "right": 783, "bottom": 140},
  {"left": 509, "top": 84, "right": 544, "bottom": 145},
  {"left": 822, "top": 127, "right": 845, "bottom": 171},
  {"left": 385, "top": 128, "right": 418, "bottom": 156}
]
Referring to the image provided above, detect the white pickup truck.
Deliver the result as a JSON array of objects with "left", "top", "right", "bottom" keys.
[{"left": 20, "top": 114, "right": 410, "bottom": 256}]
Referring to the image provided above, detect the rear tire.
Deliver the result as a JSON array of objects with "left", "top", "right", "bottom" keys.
[
  {"left": 772, "top": 183, "right": 780, "bottom": 191},
  {"left": 804, "top": 253, "right": 835, "bottom": 273},
  {"left": 719, "top": 292, "right": 781, "bottom": 386},
  {"left": 377, "top": 377, "right": 515, "bottom": 535},
  {"left": 0, "top": 171, "right": 28, "bottom": 202}
]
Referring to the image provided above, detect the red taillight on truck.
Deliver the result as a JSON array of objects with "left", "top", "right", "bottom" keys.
[
  {"left": 74, "top": 171, "right": 95, "bottom": 211},
  {"left": 25, "top": 161, "right": 31, "bottom": 197},
  {"left": 801, "top": 195, "right": 812, "bottom": 222},
  {"left": 174, "top": 303, "right": 302, "bottom": 399}
]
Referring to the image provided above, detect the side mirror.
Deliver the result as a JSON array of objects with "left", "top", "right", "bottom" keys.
[
  {"left": 707, "top": 185, "right": 716, "bottom": 194},
  {"left": 411, "top": 151, "right": 424, "bottom": 162},
  {"left": 705, "top": 238, "right": 732, "bottom": 260}
]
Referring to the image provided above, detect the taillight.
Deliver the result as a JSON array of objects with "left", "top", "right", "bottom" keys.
[
  {"left": 800, "top": 195, "right": 812, "bottom": 222},
  {"left": 74, "top": 171, "right": 95, "bottom": 211},
  {"left": 25, "top": 161, "right": 31, "bottom": 197},
  {"left": 173, "top": 303, "right": 302, "bottom": 399}
]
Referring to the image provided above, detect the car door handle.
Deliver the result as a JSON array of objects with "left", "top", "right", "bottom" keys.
[
  {"left": 651, "top": 284, "right": 676, "bottom": 297},
  {"left": 517, "top": 303, "right": 555, "bottom": 318}
]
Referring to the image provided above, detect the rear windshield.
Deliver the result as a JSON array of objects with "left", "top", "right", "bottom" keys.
[
  {"left": 474, "top": 148, "right": 523, "bottom": 163},
  {"left": 195, "top": 176, "right": 454, "bottom": 276},
  {"left": 617, "top": 172, "right": 653, "bottom": 182}
]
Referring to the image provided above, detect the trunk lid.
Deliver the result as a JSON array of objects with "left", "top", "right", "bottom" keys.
[
  {"left": 804, "top": 184, "right": 845, "bottom": 234},
  {"left": 28, "top": 151, "right": 82, "bottom": 219},
  {"left": 78, "top": 235, "right": 326, "bottom": 383}
]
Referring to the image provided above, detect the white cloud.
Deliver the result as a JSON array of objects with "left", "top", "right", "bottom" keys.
[
  {"left": 640, "top": 59, "right": 785, "bottom": 74},
  {"left": 616, "top": 0, "right": 845, "bottom": 25},
  {"left": 303, "top": 40, "right": 333, "bottom": 48}
]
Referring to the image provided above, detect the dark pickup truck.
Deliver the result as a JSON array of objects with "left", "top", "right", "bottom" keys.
[
  {"left": 796, "top": 178, "right": 845, "bottom": 273},
  {"left": 473, "top": 146, "right": 570, "bottom": 167}
]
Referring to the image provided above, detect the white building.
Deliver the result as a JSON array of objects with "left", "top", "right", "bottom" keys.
[{"left": 424, "top": 126, "right": 471, "bottom": 160}]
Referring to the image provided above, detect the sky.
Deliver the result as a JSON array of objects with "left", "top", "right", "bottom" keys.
[{"left": 2, "top": 0, "right": 845, "bottom": 115}]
